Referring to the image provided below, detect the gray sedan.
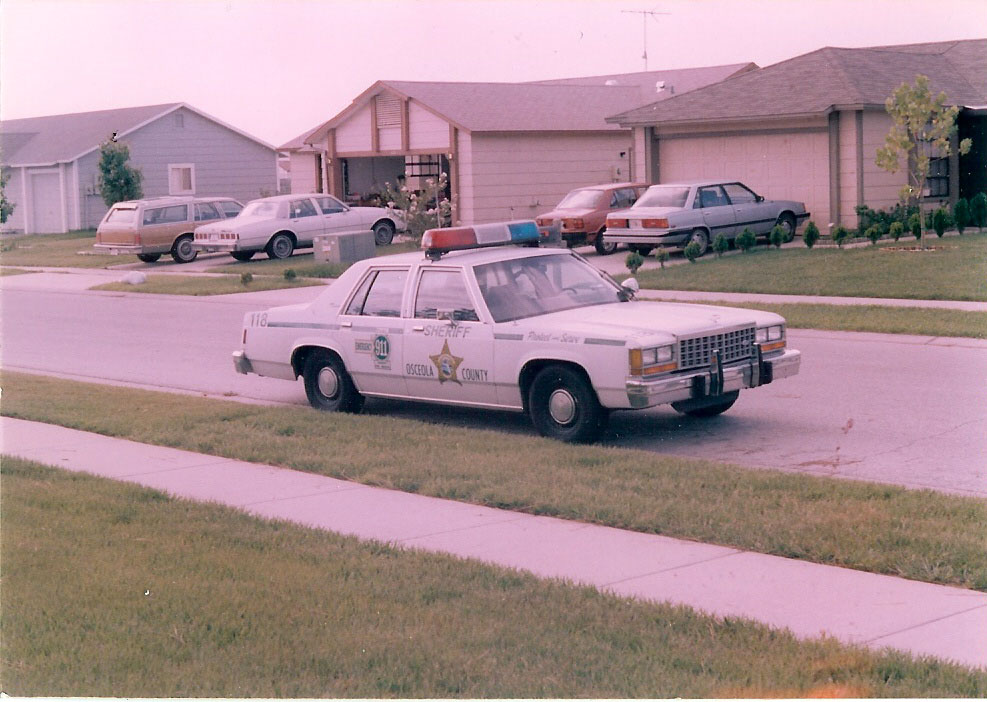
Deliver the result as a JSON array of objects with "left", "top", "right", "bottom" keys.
[{"left": 604, "top": 181, "right": 809, "bottom": 256}]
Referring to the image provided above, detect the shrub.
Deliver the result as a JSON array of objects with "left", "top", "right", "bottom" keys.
[
  {"left": 932, "top": 207, "right": 951, "bottom": 238},
  {"left": 865, "top": 225, "right": 882, "bottom": 246},
  {"left": 889, "top": 221, "right": 904, "bottom": 241},
  {"left": 769, "top": 225, "right": 785, "bottom": 248},
  {"left": 971, "top": 192, "right": 987, "bottom": 231},
  {"left": 283, "top": 268, "right": 297, "bottom": 280},
  {"left": 712, "top": 233, "right": 728, "bottom": 257},
  {"left": 683, "top": 241, "right": 701, "bottom": 262},
  {"left": 736, "top": 228, "right": 757, "bottom": 252},
  {"left": 908, "top": 213, "right": 923, "bottom": 240},
  {"left": 953, "top": 198, "right": 970, "bottom": 234},
  {"left": 832, "top": 225, "right": 852, "bottom": 248},
  {"left": 625, "top": 251, "right": 644, "bottom": 275},
  {"left": 240, "top": 272, "right": 253, "bottom": 286},
  {"left": 803, "top": 221, "right": 820, "bottom": 248},
  {"left": 654, "top": 247, "right": 669, "bottom": 268}
]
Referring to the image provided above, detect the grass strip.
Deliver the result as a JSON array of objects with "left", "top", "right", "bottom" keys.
[
  {"left": 0, "top": 267, "right": 31, "bottom": 276},
  {"left": 4, "top": 457, "right": 984, "bottom": 697},
  {"left": 3, "top": 371, "right": 985, "bottom": 592},
  {"left": 207, "top": 241, "right": 420, "bottom": 277},
  {"left": 653, "top": 299, "right": 987, "bottom": 339},
  {"left": 633, "top": 233, "right": 987, "bottom": 301},
  {"left": 90, "top": 274, "right": 324, "bottom": 296},
  {"left": 0, "top": 230, "right": 123, "bottom": 269}
]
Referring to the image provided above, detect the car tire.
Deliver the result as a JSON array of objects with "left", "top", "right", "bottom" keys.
[
  {"left": 630, "top": 245, "right": 653, "bottom": 256},
  {"left": 303, "top": 350, "right": 364, "bottom": 413},
  {"left": 266, "top": 233, "right": 294, "bottom": 260},
  {"left": 528, "top": 365, "right": 608, "bottom": 443},
  {"left": 372, "top": 220, "right": 395, "bottom": 246},
  {"left": 671, "top": 390, "right": 740, "bottom": 418},
  {"left": 137, "top": 253, "right": 161, "bottom": 263},
  {"left": 688, "top": 228, "right": 709, "bottom": 256},
  {"left": 171, "top": 234, "right": 198, "bottom": 264},
  {"left": 777, "top": 213, "right": 796, "bottom": 242},
  {"left": 594, "top": 228, "right": 618, "bottom": 255},
  {"left": 230, "top": 251, "right": 256, "bottom": 262}
]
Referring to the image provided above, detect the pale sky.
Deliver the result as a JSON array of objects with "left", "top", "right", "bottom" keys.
[{"left": 2, "top": 0, "right": 984, "bottom": 147}]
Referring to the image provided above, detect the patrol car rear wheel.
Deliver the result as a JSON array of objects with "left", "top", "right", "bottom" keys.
[
  {"left": 303, "top": 350, "right": 364, "bottom": 413},
  {"left": 529, "top": 365, "right": 607, "bottom": 443},
  {"left": 671, "top": 390, "right": 739, "bottom": 417}
]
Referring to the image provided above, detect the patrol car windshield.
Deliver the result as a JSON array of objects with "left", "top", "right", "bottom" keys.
[
  {"left": 634, "top": 186, "right": 690, "bottom": 209},
  {"left": 474, "top": 253, "right": 622, "bottom": 323}
]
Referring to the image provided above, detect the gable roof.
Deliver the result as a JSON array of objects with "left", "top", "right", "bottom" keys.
[
  {"left": 289, "top": 64, "right": 757, "bottom": 150},
  {"left": 609, "top": 39, "right": 987, "bottom": 127},
  {"left": 1, "top": 102, "right": 276, "bottom": 167}
]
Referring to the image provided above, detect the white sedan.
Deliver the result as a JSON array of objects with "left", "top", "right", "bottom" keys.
[
  {"left": 193, "top": 193, "right": 406, "bottom": 261},
  {"left": 233, "top": 221, "right": 800, "bottom": 442}
]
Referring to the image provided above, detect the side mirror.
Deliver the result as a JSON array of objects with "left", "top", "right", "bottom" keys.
[
  {"left": 623, "top": 278, "right": 640, "bottom": 293},
  {"left": 437, "top": 309, "right": 458, "bottom": 325},
  {"left": 756, "top": 195, "right": 764, "bottom": 202}
]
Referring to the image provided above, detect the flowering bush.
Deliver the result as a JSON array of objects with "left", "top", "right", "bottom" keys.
[{"left": 382, "top": 172, "right": 454, "bottom": 242}]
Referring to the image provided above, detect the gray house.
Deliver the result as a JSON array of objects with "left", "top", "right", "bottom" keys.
[{"left": 0, "top": 103, "right": 278, "bottom": 234}]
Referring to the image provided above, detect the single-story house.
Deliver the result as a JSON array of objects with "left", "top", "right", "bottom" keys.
[
  {"left": 281, "top": 63, "right": 755, "bottom": 225},
  {"left": 0, "top": 103, "right": 279, "bottom": 233},
  {"left": 608, "top": 39, "right": 987, "bottom": 228}
]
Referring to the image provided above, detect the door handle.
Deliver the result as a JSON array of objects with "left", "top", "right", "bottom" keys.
[
  {"left": 412, "top": 325, "right": 424, "bottom": 332},
  {"left": 341, "top": 321, "right": 352, "bottom": 328}
]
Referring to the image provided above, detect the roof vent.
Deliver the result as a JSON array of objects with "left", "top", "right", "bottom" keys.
[
  {"left": 604, "top": 79, "right": 619, "bottom": 86},
  {"left": 655, "top": 80, "right": 665, "bottom": 93}
]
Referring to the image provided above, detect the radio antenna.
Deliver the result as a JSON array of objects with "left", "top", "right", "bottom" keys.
[{"left": 621, "top": 9, "right": 670, "bottom": 71}]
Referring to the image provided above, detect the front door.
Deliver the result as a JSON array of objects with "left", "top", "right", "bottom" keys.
[
  {"left": 723, "top": 182, "right": 774, "bottom": 235},
  {"left": 696, "top": 185, "right": 737, "bottom": 239},
  {"left": 287, "top": 197, "right": 325, "bottom": 246},
  {"left": 316, "top": 195, "right": 364, "bottom": 233},
  {"left": 403, "top": 268, "right": 497, "bottom": 406}
]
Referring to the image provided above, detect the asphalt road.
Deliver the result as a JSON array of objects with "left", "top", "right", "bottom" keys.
[{"left": 2, "top": 282, "right": 984, "bottom": 497}]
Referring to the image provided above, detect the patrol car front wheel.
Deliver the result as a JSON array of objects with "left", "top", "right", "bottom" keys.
[
  {"left": 303, "top": 350, "right": 364, "bottom": 413},
  {"left": 529, "top": 365, "right": 608, "bottom": 443},
  {"left": 671, "top": 390, "right": 739, "bottom": 417}
]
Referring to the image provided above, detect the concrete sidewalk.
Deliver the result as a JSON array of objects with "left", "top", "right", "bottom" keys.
[{"left": 3, "top": 416, "right": 984, "bottom": 669}]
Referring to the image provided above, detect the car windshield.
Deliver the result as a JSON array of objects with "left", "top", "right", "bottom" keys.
[
  {"left": 474, "top": 253, "right": 622, "bottom": 323},
  {"left": 633, "top": 186, "right": 691, "bottom": 209},
  {"left": 556, "top": 189, "right": 605, "bottom": 209},
  {"left": 240, "top": 201, "right": 283, "bottom": 218}
]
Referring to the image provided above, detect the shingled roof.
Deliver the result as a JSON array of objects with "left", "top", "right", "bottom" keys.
[
  {"left": 1, "top": 103, "right": 275, "bottom": 166},
  {"left": 608, "top": 39, "right": 987, "bottom": 127},
  {"left": 289, "top": 63, "right": 758, "bottom": 150}
]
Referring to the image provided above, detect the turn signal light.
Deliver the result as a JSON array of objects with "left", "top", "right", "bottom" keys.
[
  {"left": 562, "top": 218, "right": 585, "bottom": 230},
  {"left": 609, "top": 218, "right": 629, "bottom": 228}
]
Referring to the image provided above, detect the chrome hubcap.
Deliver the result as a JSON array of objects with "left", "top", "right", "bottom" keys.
[
  {"left": 548, "top": 389, "right": 577, "bottom": 425},
  {"left": 317, "top": 366, "right": 339, "bottom": 398}
]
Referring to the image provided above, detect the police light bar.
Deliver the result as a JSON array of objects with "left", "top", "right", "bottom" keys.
[{"left": 422, "top": 220, "right": 544, "bottom": 259}]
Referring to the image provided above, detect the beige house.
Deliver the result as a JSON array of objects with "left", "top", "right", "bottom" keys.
[
  {"left": 281, "top": 64, "right": 754, "bottom": 225},
  {"left": 608, "top": 39, "right": 987, "bottom": 228}
]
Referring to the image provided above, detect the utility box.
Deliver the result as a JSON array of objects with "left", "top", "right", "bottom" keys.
[{"left": 313, "top": 229, "right": 376, "bottom": 264}]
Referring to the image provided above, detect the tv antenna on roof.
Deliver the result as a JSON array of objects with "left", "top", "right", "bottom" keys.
[{"left": 621, "top": 8, "right": 670, "bottom": 71}]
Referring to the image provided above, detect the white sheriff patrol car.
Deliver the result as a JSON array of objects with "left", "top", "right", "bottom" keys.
[{"left": 233, "top": 221, "right": 800, "bottom": 442}]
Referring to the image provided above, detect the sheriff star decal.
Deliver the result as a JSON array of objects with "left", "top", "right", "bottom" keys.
[{"left": 430, "top": 340, "right": 463, "bottom": 385}]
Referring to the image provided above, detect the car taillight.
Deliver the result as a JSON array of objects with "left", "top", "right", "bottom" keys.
[
  {"left": 642, "top": 218, "right": 669, "bottom": 228},
  {"left": 609, "top": 218, "right": 628, "bottom": 228},
  {"left": 562, "top": 218, "right": 584, "bottom": 229},
  {"left": 535, "top": 218, "right": 553, "bottom": 227},
  {"left": 134, "top": 232, "right": 141, "bottom": 245}
]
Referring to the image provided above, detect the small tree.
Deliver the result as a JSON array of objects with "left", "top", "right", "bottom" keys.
[
  {"left": 952, "top": 198, "right": 969, "bottom": 234},
  {"left": 382, "top": 173, "right": 452, "bottom": 242},
  {"left": 683, "top": 241, "right": 701, "bottom": 262},
  {"left": 769, "top": 225, "right": 785, "bottom": 248},
  {"left": 97, "top": 138, "right": 143, "bottom": 206},
  {"left": 875, "top": 74, "right": 972, "bottom": 249},
  {"left": 736, "top": 227, "right": 757, "bottom": 252},
  {"left": 908, "top": 213, "right": 922, "bottom": 240},
  {"left": 625, "top": 250, "right": 644, "bottom": 275},
  {"left": 803, "top": 221, "right": 820, "bottom": 248},
  {"left": 712, "top": 233, "right": 728, "bottom": 257},
  {"left": 654, "top": 246, "right": 669, "bottom": 268},
  {"left": 0, "top": 168, "right": 15, "bottom": 224},
  {"left": 972, "top": 192, "right": 987, "bottom": 232},
  {"left": 931, "top": 207, "right": 951, "bottom": 238},
  {"left": 889, "top": 221, "right": 904, "bottom": 241},
  {"left": 833, "top": 225, "right": 852, "bottom": 248},
  {"left": 865, "top": 225, "right": 882, "bottom": 246}
]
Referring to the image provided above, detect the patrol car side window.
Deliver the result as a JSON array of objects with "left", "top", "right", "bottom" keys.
[
  {"left": 414, "top": 270, "right": 479, "bottom": 322},
  {"left": 345, "top": 269, "right": 407, "bottom": 317}
]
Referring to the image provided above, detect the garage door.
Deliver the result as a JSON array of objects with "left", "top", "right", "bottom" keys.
[
  {"left": 658, "top": 131, "right": 830, "bottom": 226},
  {"left": 30, "top": 172, "right": 63, "bottom": 234}
]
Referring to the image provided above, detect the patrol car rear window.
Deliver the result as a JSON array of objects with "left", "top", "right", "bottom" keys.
[
  {"left": 475, "top": 254, "right": 620, "bottom": 323},
  {"left": 345, "top": 269, "right": 408, "bottom": 318}
]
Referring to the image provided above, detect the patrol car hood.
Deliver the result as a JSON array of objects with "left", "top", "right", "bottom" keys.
[{"left": 527, "top": 301, "right": 780, "bottom": 343}]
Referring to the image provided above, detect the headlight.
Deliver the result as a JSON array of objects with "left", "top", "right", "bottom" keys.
[
  {"left": 630, "top": 345, "right": 676, "bottom": 376},
  {"left": 755, "top": 324, "right": 784, "bottom": 343}
]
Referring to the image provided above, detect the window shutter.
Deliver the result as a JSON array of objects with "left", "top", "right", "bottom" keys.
[{"left": 375, "top": 94, "right": 401, "bottom": 128}]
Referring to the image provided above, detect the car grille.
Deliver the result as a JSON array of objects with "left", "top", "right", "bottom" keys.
[{"left": 678, "top": 327, "right": 755, "bottom": 370}]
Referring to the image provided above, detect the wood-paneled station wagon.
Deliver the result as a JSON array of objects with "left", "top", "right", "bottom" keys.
[{"left": 233, "top": 221, "right": 800, "bottom": 442}]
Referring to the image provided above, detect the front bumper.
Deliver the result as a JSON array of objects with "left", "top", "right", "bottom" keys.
[
  {"left": 626, "top": 348, "right": 800, "bottom": 409},
  {"left": 605, "top": 228, "right": 691, "bottom": 247},
  {"left": 233, "top": 350, "right": 253, "bottom": 375}
]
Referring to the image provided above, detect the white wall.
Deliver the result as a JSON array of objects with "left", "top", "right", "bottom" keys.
[
  {"left": 290, "top": 152, "right": 319, "bottom": 194},
  {"left": 409, "top": 102, "right": 450, "bottom": 151},
  {"left": 336, "top": 104, "right": 372, "bottom": 153}
]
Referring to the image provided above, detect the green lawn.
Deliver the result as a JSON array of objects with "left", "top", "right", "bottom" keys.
[
  {"left": 633, "top": 232, "right": 987, "bottom": 301},
  {"left": 655, "top": 299, "right": 987, "bottom": 339},
  {"left": 4, "top": 458, "right": 983, "bottom": 697},
  {"left": 0, "top": 230, "right": 125, "bottom": 269},
  {"left": 90, "top": 274, "right": 324, "bottom": 295},
  {"left": 207, "top": 240, "right": 420, "bottom": 277},
  {"left": 3, "top": 372, "right": 985, "bottom": 592}
]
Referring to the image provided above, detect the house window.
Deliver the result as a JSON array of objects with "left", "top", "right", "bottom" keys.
[
  {"left": 926, "top": 157, "right": 949, "bottom": 198},
  {"left": 168, "top": 164, "right": 195, "bottom": 195}
]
